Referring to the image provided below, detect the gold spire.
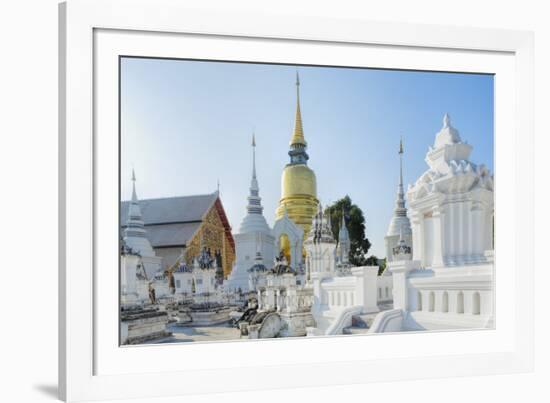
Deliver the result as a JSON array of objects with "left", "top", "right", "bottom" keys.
[
  {"left": 290, "top": 72, "right": 307, "bottom": 146},
  {"left": 276, "top": 72, "right": 318, "bottom": 262}
]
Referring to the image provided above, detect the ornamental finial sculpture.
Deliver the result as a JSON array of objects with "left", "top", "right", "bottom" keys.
[{"left": 443, "top": 113, "right": 451, "bottom": 128}]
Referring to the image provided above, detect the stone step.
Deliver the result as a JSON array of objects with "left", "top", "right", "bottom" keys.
[
  {"left": 343, "top": 327, "right": 370, "bottom": 335},
  {"left": 351, "top": 314, "right": 375, "bottom": 328}
]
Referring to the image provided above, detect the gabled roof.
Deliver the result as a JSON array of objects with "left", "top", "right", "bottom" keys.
[
  {"left": 120, "top": 192, "right": 234, "bottom": 250},
  {"left": 144, "top": 222, "right": 202, "bottom": 248},
  {"left": 120, "top": 193, "right": 218, "bottom": 226}
]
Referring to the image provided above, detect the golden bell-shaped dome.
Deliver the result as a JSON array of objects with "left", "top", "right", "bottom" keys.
[
  {"left": 281, "top": 164, "right": 317, "bottom": 199},
  {"left": 275, "top": 73, "right": 319, "bottom": 263},
  {"left": 276, "top": 164, "right": 318, "bottom": 233}
]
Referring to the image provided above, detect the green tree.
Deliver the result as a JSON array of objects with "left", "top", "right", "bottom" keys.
[
  {"left": 365, "top": 255, "right": 386, "bottom": 275},
  {"left": 325, "top": 195, "right": 372, "bottom": 266}
]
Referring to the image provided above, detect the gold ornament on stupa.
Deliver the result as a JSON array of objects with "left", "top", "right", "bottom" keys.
[{"left": 275, "top": 73, "right": 319, "bottom": 261}]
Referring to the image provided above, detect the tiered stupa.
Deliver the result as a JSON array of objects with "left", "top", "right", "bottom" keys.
[
  {"left": 336, "top": 209, "right": 351, "bottom": 265},
  {"left": 275, "top": 73, "right": 319, "bottom": 261},
  {"left": 385, "top": 138, "right": 413, "bottom": 262},
  {"left": 225, "top": 134, "right": 275, "bottom": 292},
  {"left": 407, "top": 113, "right": 494, "bottom": 267},
  {"left": 122, "top": 169, "right": 162, "bottom": 280}
]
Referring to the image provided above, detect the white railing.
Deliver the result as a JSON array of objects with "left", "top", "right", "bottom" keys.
[
  {"left": 324, "top": 305, "right": 363, "bottom": 335},
  {"left": 368, "top": 309, "right": 403, "bottom": 333}
]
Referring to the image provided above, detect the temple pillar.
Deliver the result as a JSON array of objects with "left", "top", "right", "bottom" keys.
[
  {"left": 431, "top": 206, "right": 444, "bottom": 267},
  {"left": 411, "top": 212, "right": 424, "bottom": 263}
]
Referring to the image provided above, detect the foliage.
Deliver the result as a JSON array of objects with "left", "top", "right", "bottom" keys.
[
  {"left": 325, "top": 195, "right": 372, "bottom": 266},
  {"left": 365, "top": 256, "right": 387, "bottom": 275}
]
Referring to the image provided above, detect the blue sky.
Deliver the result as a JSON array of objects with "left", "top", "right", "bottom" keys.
[{"left": 121, "top": 57, "right": 494, "bottom": 258}]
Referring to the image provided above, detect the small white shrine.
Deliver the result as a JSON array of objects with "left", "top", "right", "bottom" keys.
[
  {"left": 173, "top": 246, "right": 218, "bottom": 299},
  {"left": 370, "top": 114, "right": 495, "bottom": 333},
  {"left": 409, "top": 114, "right": 494, "bottom": 267},
  {"left": 304, "top": 203, "right": 383, "bottom": 335}
]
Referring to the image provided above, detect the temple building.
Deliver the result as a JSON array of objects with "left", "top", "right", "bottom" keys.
[
  {"left": 275, "top": 73, "right": 319, "bottom": 263},
  {"left": 385, "top": 138, "right": 413, "bottom": 263},
  {"left": 225, "top": 134, "right": 276, "bottom": 292},
  {"left": 370, "top": 114, "right": 495, "bottom": 333},
  {"left": 120, "top": 189, "right": 235, "bottom": 278},
  {"left": 409, "top": 114, "right": 494, "bottom": 267}
]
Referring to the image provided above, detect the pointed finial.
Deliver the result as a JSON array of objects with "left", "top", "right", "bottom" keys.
[
  {"left": 131, "top": 168, "right": 138, "bottom": 202},
  {"left": 251, "top": 131, "right": 258, "bottom": 181},
  {"left": 290, "top": 72, "right": 306, "bottom": 147},
  {"left": 217, "top": 179, "right": 220, "bottom": 193},
  {"left": 443, "top": 113, "right": 451, "bottom": 128},
  {"left": 399, "top": 136, "right": 404, "bottom": 154}
]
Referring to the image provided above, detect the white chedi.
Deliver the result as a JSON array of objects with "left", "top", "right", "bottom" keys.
[
  {"left": 336, "top": 210, "right": 351, "bottom": 266},
  {"left": 371, "top": 114, "right": 495, "bottom": 334},
  {"left": 385, "top": 138, "right": 412, "bottom": 262},
  {"left": 407, "top": 113, "right": 494, "bottom": 267},
  {"left": 120, "top": 170, "right": 168, "bottom": 304},
  {"left": 122, "top": 170, "right": 163, "bottom": 280},
  {"left": 225, "top": 135, "right": 275, "bottom": 292}
]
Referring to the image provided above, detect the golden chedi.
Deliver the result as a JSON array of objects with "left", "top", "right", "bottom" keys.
[{"left": 275, "top": 73, "right": 319, "bottom": 261}]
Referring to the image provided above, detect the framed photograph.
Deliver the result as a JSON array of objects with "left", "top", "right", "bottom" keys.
[{"left": 59, "top": 0, "right": 534, "bottom": 401}]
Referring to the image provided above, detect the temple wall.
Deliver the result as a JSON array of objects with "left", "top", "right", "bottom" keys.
[
  {"left": 154, "top": 247, "right": 182, "bottom": 271},
  {"left": 184, "top": 206, "right": 235, "bottom": 278},
  {"left": 377, "top": 275, "right": 393, "bottom": 303}
]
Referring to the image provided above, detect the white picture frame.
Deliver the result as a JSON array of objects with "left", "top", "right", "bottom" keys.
[{"left": 59, "top": 0, "right": 534, "bottom": 401}]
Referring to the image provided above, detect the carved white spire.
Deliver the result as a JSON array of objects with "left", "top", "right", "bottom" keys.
[
  {"left": 386, "top": 138, "right": 412, "bottom": 237},
  {"left": 337, "top": 208, "right": 351, "bottom": 264},
  {"left": 339, "top": 209, "right": 349, "bottom": 241},
  {"left": 131, "top": 168, "right": 138, "bottom": 202},
  {"left": 122, "top": 168, "right": 157, "bottom": 271},
  {"left": 238, "top": 133, "right": 271, "bottom": 234},
  {"left": 443, "top": 112, "right": 450, "bottom": 128},
  {"left": 246, "top": 132, "right": 262, "bottom": 216},
  {"left": 306, "top": 202, "right": 336, "bottom": 245},
  {"left": 125, "top": 169, "right": 146, "bottom": 239},
  {"left": 434, "top": 113, "right": 462, "bottom": 149},
  {"left": 252, "top": 133, "right": 257, "bottom": 181},
  {"left": 398, "top": 136, "right": 404, "bottom": 205}
]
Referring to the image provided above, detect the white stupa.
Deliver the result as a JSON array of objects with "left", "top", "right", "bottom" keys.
[
  {"left": 371, "top": 114, "right": 495, "bottom": 334},
  {"left": 225, "top": 134, "right": 275, "bottom": 292},
  {"left": 336, "top": 210, "right": 351, "bottom": 265},
  {"left": 385, "top": 137, "right": 412, "bottom": 262},
  {"left": 407, "top": 113, "right": 494, "bottom": 267},
  {"left": 122, "top": 170, "right": 163, "bottom": 280}
]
